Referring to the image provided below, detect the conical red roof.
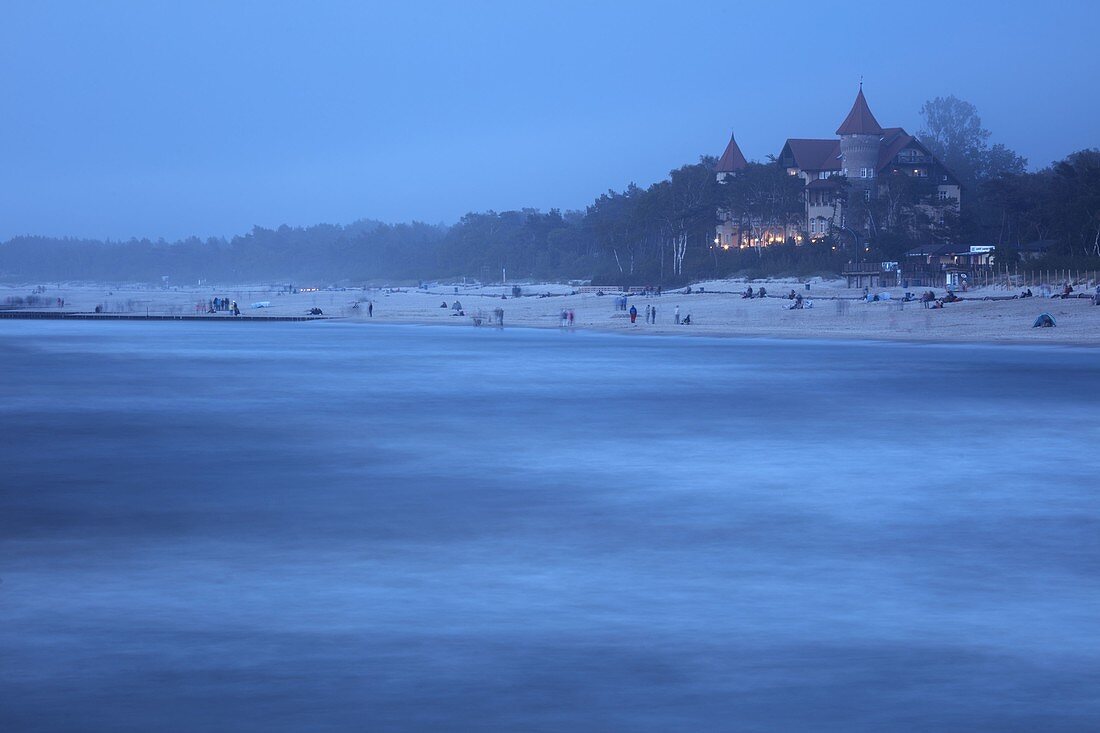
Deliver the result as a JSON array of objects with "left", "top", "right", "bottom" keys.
[
  {"left": 716, "top": 132, "right": 748, "bottom": 172},
  {"left": 836, "top": 87, "right": 882, "bottom": 136}
]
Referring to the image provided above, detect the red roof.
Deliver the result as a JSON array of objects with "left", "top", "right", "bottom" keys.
[
  {"left": 875, "top": 127, "right": 958, "bottom": 183},
  {"left": 876, "top": 128, "right": 914, "bottom": 171},
  {"left": 716, "top": 132, "right": 748, "bottom": 172},
  {"left": 836, "top": 87, "right": 883, "bottom": 136},
  {"left": 781, "top": 139, "right": 841, "bottom": 171}
]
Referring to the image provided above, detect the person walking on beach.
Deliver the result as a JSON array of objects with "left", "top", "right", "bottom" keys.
[
  {"left": 651, "top": 306, "right": 656, "bottom": 323},
  {"left": 368, "top": 301, "right": 373, "bottom": 317},
  {"left": 674, "top": 305, "right": 680, "bottom": 325},
  {"left": 629, "top": 304, "right": 637, "bottom": 324},
  {"left": 645, "top": 304, "right": 651, "bottom": 323},
  {"left": 568, "top": 309, "right": 574, "bottom": 326}
]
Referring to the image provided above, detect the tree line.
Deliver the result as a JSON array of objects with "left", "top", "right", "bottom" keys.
[{"left": 1, "top": 96, "right": 1097, "bottom": 285}]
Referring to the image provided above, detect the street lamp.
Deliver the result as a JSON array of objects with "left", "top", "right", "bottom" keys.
[{"left": 836, "top": 225, "right": 862, "bottom": 259}]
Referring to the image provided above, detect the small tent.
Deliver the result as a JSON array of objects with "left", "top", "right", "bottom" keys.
[{"left": 1032, "top": 313, "right": 1056, "bottom": 328}]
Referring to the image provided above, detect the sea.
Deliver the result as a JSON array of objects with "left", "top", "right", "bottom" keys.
[{"left": 1, "top": 320, "right": 1098, "bottom": 732}]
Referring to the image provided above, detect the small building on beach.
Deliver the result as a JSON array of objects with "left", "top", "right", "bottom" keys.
[
  {"left": 843, "top": 261, "right": 900, "bottom": 289},
  {"left": 902, "top": 244, "right": 995, "bottom": 288}
]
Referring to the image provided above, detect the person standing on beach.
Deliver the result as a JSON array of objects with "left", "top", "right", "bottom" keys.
[
  {"left": 568, "top": 309, "right": 574, "bottom": 326},
  {"left": 651, "top": 306, "right": 656, "bottom": 323},
  {"left": 645, "top": 304, "right": 651, "bottom": 323},
  {"left": 629, "top": 305, "right": 637, "bottom": 324},
  {"left": 368, "top": 301, "right": 373, "bottom": 317},
  {"left": 674, "top": 306, "right": 680, "bottom": 325}
]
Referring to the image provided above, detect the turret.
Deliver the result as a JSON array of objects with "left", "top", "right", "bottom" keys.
[
  {"left": 716, "top": 132, "right": 748, "bottom": 182},
  {"left": 836, "top": 86, "right": 882, "bottom": 197}
]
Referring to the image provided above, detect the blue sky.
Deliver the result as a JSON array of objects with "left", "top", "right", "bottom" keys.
[{"left": 2, "top": 0, "right": 1097, "bottom": 240}]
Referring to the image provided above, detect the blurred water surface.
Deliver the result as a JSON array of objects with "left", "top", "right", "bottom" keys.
[{"left": 1, "top": 321, "right": 1098, "bottom": 732}]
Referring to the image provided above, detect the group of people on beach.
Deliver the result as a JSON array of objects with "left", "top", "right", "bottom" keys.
[
  {"left": 201, "top": 297, "right": 239, "bottom": 315},
  {"left": 207, "top": 297, "right": 238, "bottom": 315},
  {"left": 442, "top": 300, "right": 466, "bottom": 316},
  {"left": 741, "top": 286, "right": 767, "bottom": 299},
  {"left": 919, "top": 290, "right": 959, "bottom": 309},
  {"left": 559, "top": 309, "right": 575, "bottom": 327},
  {"left": 620, "top": 302, "right": 688, "bottom": 325}
]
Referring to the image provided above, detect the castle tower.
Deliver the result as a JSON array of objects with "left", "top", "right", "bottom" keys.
[
  {"left": 715, "top": 132, "right": 748, "bottom": 182},
  {"left": 715, "top": 132, "right": 749, "bottom": 248},
  {"left": 836, "top": 85, "right": 883, "bottom": 199}
]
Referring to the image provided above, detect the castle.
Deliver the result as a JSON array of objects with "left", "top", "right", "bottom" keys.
[{"left": 715, "top": 86, "right": 961, "bottom": 248}]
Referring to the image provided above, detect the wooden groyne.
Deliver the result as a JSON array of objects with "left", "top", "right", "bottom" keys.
[{"left": 0, "top": 311, "right": 330, "bottom": 322}]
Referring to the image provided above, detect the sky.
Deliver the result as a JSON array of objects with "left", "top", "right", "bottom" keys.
[{"left": 1, "top": 0, "right": 1098, "bottom": 241}]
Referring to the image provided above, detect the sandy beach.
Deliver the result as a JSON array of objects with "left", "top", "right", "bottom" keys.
[{"left": 3, "top": 278, "right": 1099, "bottom": 346}]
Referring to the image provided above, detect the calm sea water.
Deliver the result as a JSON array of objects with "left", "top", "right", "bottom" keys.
[{"left": 1, "top": 321, "right": 1098, "bottom": 732}]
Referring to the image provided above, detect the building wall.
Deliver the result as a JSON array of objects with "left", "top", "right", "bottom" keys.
[
  {"left": 936, "top": 184, "right": 961, "bottom": 209},
  {"left": 839, "top": 134, "right": 879, "bottom": 193},
  {"left": 716, "top": 219, "right": 739, "bottom": 249},
  {"left": 807, "top": 204, "right": 837, "bottom": 237}
]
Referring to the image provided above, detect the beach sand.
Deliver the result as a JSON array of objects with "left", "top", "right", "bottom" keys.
[{"left": 3, "top": 278, "right": 1099, "bottom": 346}]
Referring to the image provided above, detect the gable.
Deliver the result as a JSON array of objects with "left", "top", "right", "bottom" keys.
[{"left": 877, "top": 128, "right": 962, "bottom": 185}]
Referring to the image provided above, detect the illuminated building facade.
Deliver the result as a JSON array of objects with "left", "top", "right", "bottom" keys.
[{"left": 715, "top": 87, "right": 962, "bottom": 250}]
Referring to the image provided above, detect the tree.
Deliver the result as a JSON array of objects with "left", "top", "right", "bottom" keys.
[
  {"left": 587, "top": 184, "right": 646, "bottom": 277},
  {"left": 919, "top": 95, "right": 1027, "bottom": 189},
  {"left": 1050, "top": 149, "right": 1100, "bottom": 257},
  {"left": 655, "top": 163, "right": 718, "bottom": 278},
  {"left": 719, "top": 160, "right": 804, "bottom": 253}
]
